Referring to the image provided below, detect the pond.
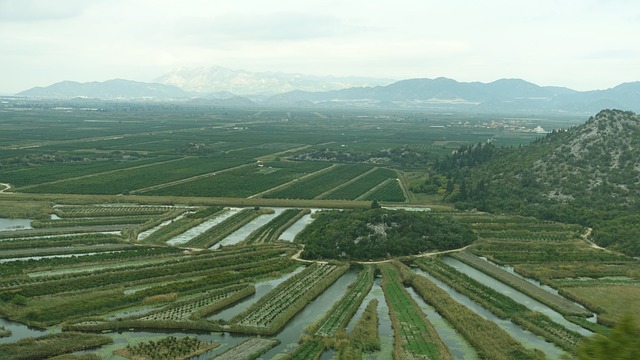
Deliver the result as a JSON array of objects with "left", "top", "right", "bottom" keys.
[{"left": 0, "top": 218, "right": 32, "bottom": 232}]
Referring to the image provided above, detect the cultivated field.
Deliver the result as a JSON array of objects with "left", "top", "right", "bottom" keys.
[{"left": 0, "top": 103, "right": 634, "bottom": 359}]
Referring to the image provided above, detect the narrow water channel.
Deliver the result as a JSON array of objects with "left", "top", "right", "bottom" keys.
[
  {"left": 0, "top": 317, "right": 49, "bottom": 345},
  {"left": 279, "top": 209, "right": 320, "bottom": 241},
  {"left": 166, "top": 208, "right": 240, "bottom": 245},
  {"left": 412, "top": 268, "right": 566, "bottom": 360},
  {"left": 213, "top": 208, "right": 287, "bottom": 248},
  {"left": 405, "top": 287, "right": 478, "bottom": 360},
  {"left": 441, "top": 257, "right": 592, "bottom": 336}
]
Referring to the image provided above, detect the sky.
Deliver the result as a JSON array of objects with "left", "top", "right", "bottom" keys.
[{"left": 1, "top": 0, "right": 639, "bottom": 94}]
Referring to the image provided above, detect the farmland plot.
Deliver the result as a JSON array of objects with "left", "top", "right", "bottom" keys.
[
  {"left": 264, "top": 164, "right": 373, "bottom": 199},
  {"left": 379, "top": 263, "right": 452, "bottom": 360},
  {"left": 231, "top": 263, "right": 349, "bottom": 334},
  {"left": 452, "top": 251, "right": 591, "bottom": 316}
]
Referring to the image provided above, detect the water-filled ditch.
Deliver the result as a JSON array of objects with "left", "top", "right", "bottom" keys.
[{"left": 412, "top": 268, "right": 566, "bottom": 360}]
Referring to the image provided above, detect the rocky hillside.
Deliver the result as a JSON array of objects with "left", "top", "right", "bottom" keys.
[{"left": 433, "top": 109, "right": 640, "bottom": 255}]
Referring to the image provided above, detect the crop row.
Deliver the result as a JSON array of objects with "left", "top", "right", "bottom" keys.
[
  {"left": 22, "top": 156, "right": 250, "bottom": 195},
  {"left": 415, "top": 258, "right": 583, "bottom": 351},
  {"left": 264, "top": 164, "right": 373, "bottom": 199},
  {"left": 140, "top": 206, "right": 224, "bottom": 244},
  {"left": 400, "top": 261, "right": 546, "bottom": 360},
  {"left": 21, "top": 255, "right": 295, "bottom": 327},
  {"left": 379, "top": 263, "right": 451, "bottom": 360},
  {"left": 280, "top": 340, "right": 325, "bottom": 360},
  {"left": 32, "top": 215, "right": 152, "bottom": 228},
  {"left": 146, "top": 160, "right": 331, "bottom": 198},
  {"left": 0, "top": 156, "right": 172, "bottom": 187},
  {"left": 470, "top": 240, "right": 630, "bottom": 264},
  {"left": 243, "top": 209, "right": 309, "bottom": 245},
  {"left": 231, "top": 263, "right": 349, "bottom": 334},
  {"left": 476, "top": 230, "right": 576, "bottom": 242},
  {"left": 313, "top": 266, "right": 374, "bottom": 337},
  {"left": 348, "top": 299, "right": 380, "bottom": 352},
  {"left": 364, "top": 179, "right": 405, "bottom": 202},
  {"left": 0, "top": 243, "right": 135, "bottom": 260},
  {"left": 185, "top": 208, "right": 268, "bottom": 248},
  {"left": 54, "top": 205, "right": 174, "bottom": 217},
  {"left": 0, "top": 246, "right": 290, "bottom": 299},
  {"left": 213, "top": 338, "right": 280, "bottom": 360},
  {"left": 452, "top": 251, "right": 591, "bottom": 316},
  {"left": 324, "top": 168, "right": 397, "bottom": 200},
  {"left": 0, "top": 246, "right": 182, "bottom": 280},
  {"left": 138, "top": 284, "right": 255, "bottom": 321}
]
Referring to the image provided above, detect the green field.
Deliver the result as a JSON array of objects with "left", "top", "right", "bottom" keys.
[{"left": 0, "top": 102, "right": 633, "bottom": 359}]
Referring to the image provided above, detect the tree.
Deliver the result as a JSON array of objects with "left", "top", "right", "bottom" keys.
[{"left": 571, "top": 314, "right": 640, "bottom": 360}]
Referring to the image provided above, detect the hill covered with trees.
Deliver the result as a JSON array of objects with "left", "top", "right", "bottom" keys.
[
  {"left": 428, "top": 109, "right": 640, "bottom": 255},
  {"left": 295, "top": 208, "right": 476, "bottom": 261}
]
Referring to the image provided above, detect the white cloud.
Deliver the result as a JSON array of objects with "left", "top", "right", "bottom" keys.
[{"left": 1, "top": 0, "right": 639, "bottom": 93}]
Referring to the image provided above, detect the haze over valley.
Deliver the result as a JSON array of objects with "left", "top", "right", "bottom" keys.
[{"left": 1, "top": 1, "right": 639, "bottom": 359}]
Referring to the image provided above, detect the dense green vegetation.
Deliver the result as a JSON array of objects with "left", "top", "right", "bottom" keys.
[
  {"left": 0, "top": 332, "right": 112, "bottom": 360},
  {"left": 379, "top": 263, "right": 452, "bottom": 360},
  {"left": 296, "top": 208, "right": 476, "bottom": 260},
  {"left": 430, "top": 109, "right": 640, "bottom": 256},
  {"left": 397, "top": 261, "right": 546, "bottom": 360},
  {"left": 416, "top": 257, "right": 583, "bottom": 351},
  {"left": 113, "top": 336, "right": 218, "bottom": 360},
  {"left": 2, "top": 103, "right": 634, "bottom": 358}
]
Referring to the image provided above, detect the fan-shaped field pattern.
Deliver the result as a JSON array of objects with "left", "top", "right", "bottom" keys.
[
  {"left": 323, "top": 168, "right": 398, "bottom": 200},
  {"left": 144, "top": 161, "right": 332, "bottom": 197},
  {"left": 20, "top": 157, "right": 251, "bottom": 195},
  {"left": 263, "top": 164, "right": 373, "bottom": 199}
]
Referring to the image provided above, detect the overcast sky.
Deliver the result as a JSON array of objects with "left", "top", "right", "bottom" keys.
[{"left": 1, "top": 0, "right": 639, "bottom": 94}]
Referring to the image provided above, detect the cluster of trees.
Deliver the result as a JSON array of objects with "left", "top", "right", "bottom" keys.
[
  {"left": 293, "top": 146, "right": 434, "bottom": 169},
  {"left": 296, "top": 209, "right": 476, "bottom": 260}
]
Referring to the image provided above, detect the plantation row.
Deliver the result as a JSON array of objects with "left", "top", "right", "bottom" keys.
[
  {"left": 415, "top": 257, "right": 583, "bottom": 351},
  {"left": 363, "top": 178, "right": 406, "bottom": 202},
  {"left": 145, "top": 161, "right": 332, "bottom": 198},
  {"left": 264, "top": 164, "right": 373, "bottom": 199},
  {"left": 476, "top": 229, "right": 577, "bottom": 242},
  {"left": 54, "top": 205, "right": 177, "bottom": 217},
  {"left": 137, "top": 284, "right": 255, "bottom": 322},
  {"left": 231, "top": 263, "right": 349, "bottom": 334},
  {"left": 0, "top": 156, "right": 173, "bottom": 187},
  {"left": 21, "top": 157, "right": 251, "bottom": 195},
  {"left": 32, "top": 215, "right": 153, "bottom": 228},
  {"left": 34, "top": 253, "right": 296, "bottom": 327},
  {"left": 213, "top": 338, "right": 280, "bottom": 360},
  {"left": 379, "top": 263, "right": 451, "bottom": 360},
  {"left": 114, "top": 335, "right": 218, "bottom": 360},
  {"left": 140, "top": 206, "right": 224, "bottom": 244},
  {"left": 452, "top": 251, "right": 591, "bottom": 316},
  {"left": 243, "top": 208, "right": 309, "bottom": 245},
  {"left": 323, "top": 167, "right": 398, "bottom": 200},
  {"left": 398, "top": 262, "right": 545, "bottom": 360},
  {"left": 313, "top": 266, "right": 374, "bottom": 337},
  {"left": 185, "top": 208, "right": 270, "bottom": 248},
  {"left": 0, "top": 245, "right": 291, "bottom": 300},
  {"left": 470, "top": 239, "right": 630, "bottom": 264}
]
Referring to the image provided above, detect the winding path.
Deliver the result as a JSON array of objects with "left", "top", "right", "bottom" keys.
[
  {"left": 291, "top": 244, "right": 473, "bottom": 265},
  {"left": 0, "top": 183, "right": 10, "bottom": 193}
]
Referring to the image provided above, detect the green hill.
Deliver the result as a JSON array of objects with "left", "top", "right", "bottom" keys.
[{"left": 432, "top": 109, "right": 640, "bottom": 255}]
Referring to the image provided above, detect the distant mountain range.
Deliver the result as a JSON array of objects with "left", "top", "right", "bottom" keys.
[
  {"left": 154, "top": 66, "right": 394, "bottom": 95},
  {"left": 17, "top": 70, "right": 640, "bottom": 114}
]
